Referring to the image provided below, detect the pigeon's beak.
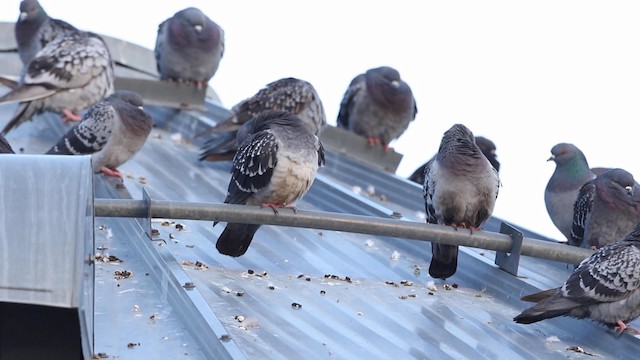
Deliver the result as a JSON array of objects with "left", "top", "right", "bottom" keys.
[
  {"left": 194, "top": 24, "right": 203, "bottom": 32},
  {"left": 626, "top": 186, "right": 633, "bottom": 195},
  {"left": 390, "top": 80, "right": 400, "bottom": 88},
  {"left": 137, "top": 106, "right": 144, "bottom": 110},
  {"left": 547, "top": 155, "right": 555, "bottom": 162},
  {"left": 19, "top": 12, "right": 28, "bottom": 21}
]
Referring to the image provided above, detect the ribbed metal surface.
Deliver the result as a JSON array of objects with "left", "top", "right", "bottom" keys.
[{"left": 1, "top": 33, "right": 639, "bottom": 359}]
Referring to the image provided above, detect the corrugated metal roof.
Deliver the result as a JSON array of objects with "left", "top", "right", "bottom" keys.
[{"left": 1, "top": 23, "right": 639, "bottom": 359}]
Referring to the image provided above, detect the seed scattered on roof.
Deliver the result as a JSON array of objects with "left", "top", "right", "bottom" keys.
[
  {"left": 115, "top": 270, "right": 132, "bottom": 280},
  {"left": 291, "top": 302, "right": 302, "bottom": 309}
]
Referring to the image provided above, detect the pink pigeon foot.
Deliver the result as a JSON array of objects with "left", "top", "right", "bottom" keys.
[
  {"left": 61, "top": 109, "right": 82, "bottom": 123},
  {"left": 99, "top": 167, "right": 123, "bottom": 179}
]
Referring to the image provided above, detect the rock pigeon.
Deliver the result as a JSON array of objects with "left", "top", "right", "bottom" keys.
[
  {"left": 336, "top": 66, "right": 417, "bottom": 149},
  {"left": 569, "top": 168, "right": 640, "bottom": 249},
  {"left": 409, "top": 135, "right": 500, "bottom": 185},
  {"left": 544, "top": 143, "right": 599, "bottom": 241},
  {"left": 46, "top": 90, "right": 152, "bottom": 178},
  {"left": 214, "top": 110, "right": 325, "bottom": 257},
  {"left": 514, "top": 222, "right": 640, "bottom": 334},
  {"left": 0, "top": 29, "right": 115, "bottom": 135},
  {"left": 155, "top": 7, "right": 224, "bottom": 88},
  {"left": 198, "top": 77, "right": 326, "bottom": 161},
  {"left": 0, "top": 134, "right": 15, "bottom": 154},
  {"left": 14, "top": 0, "right": 78, "bottom": 66},
  {"left": 423, "top": 124, "right": 500, "bottom": 279}
]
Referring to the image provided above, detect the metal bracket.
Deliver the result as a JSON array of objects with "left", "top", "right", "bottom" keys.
[
  {"left": 495, "top": 222, "right": 523, "bottom": 276},
  {"left": 140, "top": 187, "right": 153, "bottom": 240}
]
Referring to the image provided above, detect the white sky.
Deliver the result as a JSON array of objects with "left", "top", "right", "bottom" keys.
[{"left": 1, "top": 1, "right": 639, "bottom": 241}]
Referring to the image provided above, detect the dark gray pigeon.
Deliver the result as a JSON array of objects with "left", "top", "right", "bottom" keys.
[
  {"left": 155, "top": 7, "right": 224, "bottom": 88},
  {"left": 198, "top": 77, "right": 326, "bottom": 161},
  {"left": 544, "top": 143, "right": 600, "bottom": 241},
  {"left": 409, "top": 135, "right": 500, "bottom": 185},
  {"left": 14, "top": 0, "right": 78, "bottom": 66},
  {"left": 423, "top": 124, "right": 500, "bottom": 279},
  {"left": 337, "top": 66, "right": 417, "bottom": 149},
  {"left": 0, "top": 134, "right": 14, "bottom": 154},
  {"left": 570, "top": 168, "right": 640, "bottom": 249},
  {"left": 0, "top": 29, "right": 115, "bottom": 135},
  {"left": 46, "top": 90, "right": 152, "bottom": 178},
  {"left": 514, "top": 222, "right": 640, "bottom": 334},
  {"left": 214, "top": 110, "right": 325, "bottom": 257}
]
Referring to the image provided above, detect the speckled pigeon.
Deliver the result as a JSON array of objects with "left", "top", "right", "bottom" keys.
[
  {"left": 514, "top": 222, "right": 640, "bottom": 334},
  {"left": 214, "top": 110, "right": 325, "bottom": 257},
  {"left": 336, "top": 66, "right": 417, "bottom": 149},
  {"left": 544, "top": 143, "right": 601, "bottom": 241},
  {"left": 423, "top": 124, "right": 500, "bottom": 279},
  {"left": 46, "top": 90, "right": 152, "bottom": 178},
  {"left": 14, "top": 0, "right": 78, "bottom": 66},
  {"left": 409, "top": 135, "right": 500, "bottom": 185},
  {"left": 0, "top": 134, "right": 14, "bottom": 154},
  {"left": 0, "top": 29, "right": 114, "bottom": 135},
  {"left": 155, "top": 7, "right": 224, "bottom": 88},
  {"left": 569, "top": 168, "right": 640, "bottom": 249},
  {"left": 198, "top": 77, "right": 326, "bottom": 161}
]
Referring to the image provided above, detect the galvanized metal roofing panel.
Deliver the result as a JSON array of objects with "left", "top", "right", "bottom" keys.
[{"left": 1, "top": 28, "right": 639, "bottom": 359}]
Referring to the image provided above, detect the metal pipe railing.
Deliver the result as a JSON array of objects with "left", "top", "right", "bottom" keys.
[{"left": 94, "top": 198, "right": 594, "bottom": 265}]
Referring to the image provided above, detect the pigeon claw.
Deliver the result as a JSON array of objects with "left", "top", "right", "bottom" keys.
[
  {"left": 61, "top": 109, "right": 82, "bottom": 123},
  {"left": 99, "top": 167, "right": 123, "bottom": 179},
  {"left": 367, "top": 137, "right": 382, "bottom": 147},
  {"left": 261, "top": 203, "right": 297, "bottom": 215}
]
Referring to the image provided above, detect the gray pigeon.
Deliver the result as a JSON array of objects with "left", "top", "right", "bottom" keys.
[
  {"left": 544, "top": 143, "right": 599, "bottom": 241},
  {"left": 155, "top": 7, "right": 224, "bottom": 88},
  {"left": 423, "top": 124, "right": 500, "bottom": 279},
  {"left": 570, "top": 168, "right": 640, "bottom": 249},
  {"left": 514, "top": 222, "right": 640, "bottom": 334},
  {"left": 409, "top": 135, "right": 500, "bottom": 185},
  {"left": 337, "top": 66, "right": 417, "bottom": 149},
  {"left": 0, "top": 134, "right": 14, "bottom": 154},
  {"left": 198, "top": 77, "right": 326, "bottom": 161},
  {"left": 14, "top": 0, "right": 78, "bottom": 66},
  {"left": 0, "top": 29, "right": 115, "bottom": 135},
  {"left": 46, "top": 90, "right": 152, "bottom": 178},
  {"left": 214, "top": 110, "right": 325, "bottom": 257}
]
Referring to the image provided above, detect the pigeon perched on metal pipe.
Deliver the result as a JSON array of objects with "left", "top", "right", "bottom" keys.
[
  {"left": 409, "top": 136, "right": 500, "bottom": 185},
  {"left": 544, "top": 143, "right": 606, "bottom": 242},
  {"left": 198, "top": 77, "right": 326, "bottom": 162},
  {"left": 336, "top": 66, "right": 417, "bottom": 150},
  {"left": 14, "top": 0, "right": 78, "bottom": 66},
  {"left": 214, "top": 110, "right": 325, "bottom": 257},
  {"left": 514, "top": 222, "right": 640, "bottom": 334},
  {"left": 155, "top": 7, "right": 224, "bottom": 88},
  {"left": 46, "top": 90, "right": 152, "bottom": 178},
  {"left": 570, "top": 168, "right": 640, "bottom": 249},
  {"left": 0, "top": 29, "right": 115, "bottom": 135},
  {"left": 423, "top": 124, "right": 500, "bottom": 279}
]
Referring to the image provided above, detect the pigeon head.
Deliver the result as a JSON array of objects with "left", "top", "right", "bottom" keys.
[
  {"left": 547, "top": 143, "right": 594, "bottom": 181},
  {"left": 598, "top": 168, "right": 640, "bottom": 206},
  {"left": 170, "top": 7, "right": 221, "bottom": 47},
  {"left": 110, "top": 91, "right": 153, "bottom": 136},
  {"left": 18, "top": 0, "right": 45, "bottom": 22},
  {"left": 439, "top": 123, "right": 475, "bottom": 148},
  {"left": 475, "top": 136, "right": 500, "bottom": 172},
  {"left": 365, "top": 66, "right": 414, "bottom": 111},
  {"left": 111, "top": 90, "right": 145, "bottom": 109}
]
